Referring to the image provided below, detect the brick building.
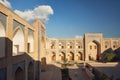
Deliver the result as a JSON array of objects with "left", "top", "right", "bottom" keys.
[{"left": 0, "top": 2, "right": 120, "bottom": 80}]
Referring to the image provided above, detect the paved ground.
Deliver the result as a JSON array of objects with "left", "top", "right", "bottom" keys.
[
  {"left": 41, "top": 62, "right": 120, "bottom": 80},
  {"left": 68, "top": 64, "right": 89, "bottom": 80},
  {"left": 41, "top": 64, "right": 62, "bottom": 80},
  {"left": 41, "top": 63, "right": 89, "bottom": 80},
  {"left": 88, "top": 62, "right": 120, "bottom": 80}
]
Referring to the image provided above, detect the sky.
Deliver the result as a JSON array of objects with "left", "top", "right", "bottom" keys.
[{"left": 0, "top": 0, "right": 120, "bottom": 38}]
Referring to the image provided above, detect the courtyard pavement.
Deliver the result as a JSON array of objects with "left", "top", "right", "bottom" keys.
[
  {"left": 88, "top": 62, "right": 120, "bottom": 80},
  {"left": 68, "top": 64, "right": 90, "bottom": 80},
  {"left": 41, "top": 64, "right": 62, "bottom": 80},
  {"left": 41, "top": 63, "right": 89, "bottom": 80},
  {"left": 41, "top": 61, "right": 120, "bottom": 80}
]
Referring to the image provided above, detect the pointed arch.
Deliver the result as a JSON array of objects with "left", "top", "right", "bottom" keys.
[
  {"left": 15, "top": 67, "right": 25, "bottom": 80},
  {"left": 13, "top": 27, "right": 24, "bottom": 56},
  {"left": 88, "top": 40, "right": 100, "bottom": 61},
  {"left": 13, "top": 27, "right": 24, "bottom": 37},
  {"left": 51, "top": 52, "right": 56, "bottom": 61},
  {"left": 78, "top": 51, "right": 83, "bottom": 60},
  {"left": 69, "top": 52, "right": 74, "bottom": 60},
  {"left": 59, "top": 52, "right": 66, "bottom": 61},
  {"left": 93, "top": 40, "right": 101, "bottom": 60}
]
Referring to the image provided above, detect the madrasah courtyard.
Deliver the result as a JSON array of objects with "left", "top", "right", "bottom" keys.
[{"left": 0, "top": 2, "right": 120, "bottom": 80}]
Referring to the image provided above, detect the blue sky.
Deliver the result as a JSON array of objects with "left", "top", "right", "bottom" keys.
[{"left": 3, "top": 0, "right": 120, "bottom": 38}]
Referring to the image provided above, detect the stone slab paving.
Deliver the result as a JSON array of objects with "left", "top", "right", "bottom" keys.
[
  {"left": 41, "top": 63, "right": 90, "bottom": 80},
  {"left": 88, "top": 62, "right": 120, "bottom": 80},
  {"left": 41, "top": 64, "right": 62, "bottom": 80},
  {"left": 41, "top": 71, "right": 52, "bottom": 80},
  {"left": 68, "top": 64, "right": 90, "bottom": 80}
]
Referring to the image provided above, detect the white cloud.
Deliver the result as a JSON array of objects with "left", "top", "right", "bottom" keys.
[
  {"left": 0, "top": 0, "right": 11, "bottom": 8},
  {"left": 75, "top": 35, "right": 82, "bottom": 38},
  {"left": 14, "top": 5, "right": 54, "bottom": 23},
  {"left": 0, "top": 0, "right": 54, "bottom": 23}
]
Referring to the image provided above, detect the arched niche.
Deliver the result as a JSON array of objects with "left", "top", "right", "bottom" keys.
[
  {"left": 13, "top": 27, "right": 24, "bottom": 56},
  {"left": 69, "top": 52, "right": 74, "bottom": 60},
  {"left": 88, "top": 40, "right": 100, "bottom": 61},
  {"left": 15, "top": 67, "right": 25, "bottom": 80},
  {"left": 59, "top": 52, "right": 66, "bottom": 61},
  {"left": 77, "top": 52, "right": 83, "bottom": 60},
  {"left": 51, "top": 52, "right": 56, "bottom": 61}
]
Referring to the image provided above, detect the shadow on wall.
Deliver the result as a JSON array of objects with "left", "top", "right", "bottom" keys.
[
  {"left": 100, "top": 48, "right": 120, "bottom": 62},
  {"left": 0, "top": 37, "right": 6, "bottom": 57},
  {"left": 0, "top": 37, "right": 12, "bottom": 57},
  {"left": 41, "top": 57, "right": 46, "bottom": 72},
  {"left": 114, "top": 47, "right": 120, "bottom": 60},
  {"left": 0, "top": 37, "right": 41, "bottom": 80},
  {"left": 100, "top": 48, "right": 113, "bottom": 61},
  {"left": 40, "top": 64, "right": 62, "bottom": 80},
  {"left": 87, "top": 62, "right": 120, "bottom": 80},
  {"left": 41, "top": 63, "right": 90, "bottom": 80}
]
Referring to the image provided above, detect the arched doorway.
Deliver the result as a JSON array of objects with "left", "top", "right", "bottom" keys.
[
  {"left": 13, "top": 27, "right": 24, "bottom": 55},
  {"left": 78, "top": 52, "right": 83, "bottom": 60},
  {"left": 59, "top": 52, "right": 65, "bottom": 61},
  {"left": 51, "top": 52, "right": 56, "bottom": 61},
  {"left": 88, "top": 41, "right": 100, "bottom": 61},
  {"left": 69, "top": 52, "right": 74, "bottom": 60},
  {"left": 28, "top": 62, "right": 34, "bottom": 80},
  {"left": 15, "top": 67, "right": 25, "bottom": 80}
]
